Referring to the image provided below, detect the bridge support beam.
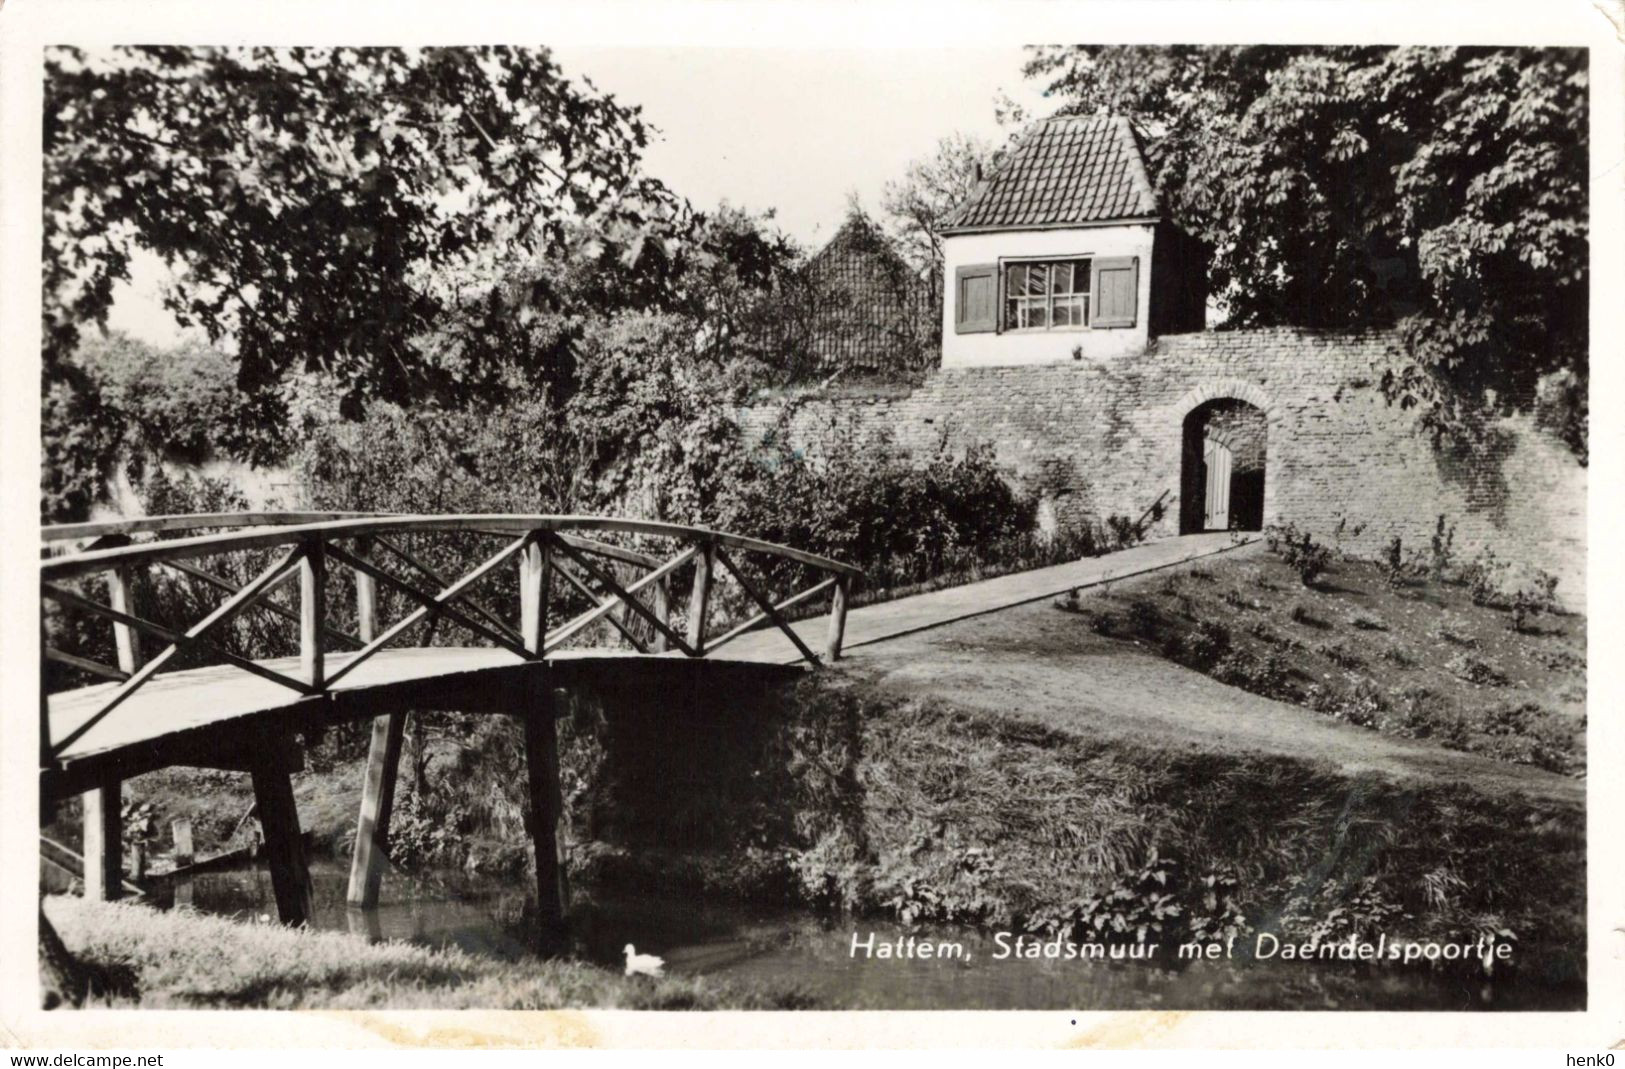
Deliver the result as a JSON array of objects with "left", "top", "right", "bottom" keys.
[
  {"left": 81, "top": 776, "right": 122, "bottom": 902},
  {"left": 346, "top": 711, "right": 406, "bottom": 909},
  {"left": 522, "top": 684, "right": 569, "bottom": 949},
  {"left": 251, "top": 759, "right": 312, "bottom": 926}
]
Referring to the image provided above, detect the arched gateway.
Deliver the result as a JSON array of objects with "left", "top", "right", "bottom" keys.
[{"left": 1178, "top": 394, "right": 1270, "bottom": 534}]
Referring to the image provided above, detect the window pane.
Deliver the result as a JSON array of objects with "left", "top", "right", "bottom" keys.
[
  {"left": 1024, "top": 264, "right": 1047, "bottom": 297},
  {"left": 1005, "top": 299, "right": 1021, "bottom": 331},
  {"left": 1006, "top": 264, "right": 1026, "bottom": 301},
  {"left": 1077, "top": 259, "right": 1092, "bottom": 294},
  {"left": 1027, "top": 300, "right": 1048, "bottom": 328},
  {"left": 1081, "top": 295, "right": 1090, "bottom": 325},
  {"left": 1053, "top": 300, "right": 1072, "bottom": 327},
  {"left": 1050, "top": 263, "right": 1072, "bottom": 295}
]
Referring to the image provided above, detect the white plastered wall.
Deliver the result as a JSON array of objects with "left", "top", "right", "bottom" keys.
[{"left": 939, "top": 223, "right": 1155, "bottom": 368}]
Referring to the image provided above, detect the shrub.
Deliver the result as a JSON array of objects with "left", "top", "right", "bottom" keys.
[
  {"left": 1222, "top": 588, "right": 1260, "bottom": 612},
  {"left": 1316, "top": 641, "right": 1364, "bottom": 670},
  {"left": 1447, "top": 653, "right": 1508, "bottom": 687},
  {"left": 1306, "top": 679, "right": 1388, "bottom": 728},
  {"left": 1350, "top": 614, "right": 1387, "bottom": 631},
  {"left": 1434, "top": 624, "right": 1478, "bottom": 648},
  {"left": 1028, "top": 850, "right": 1184, "bottom": 946},
  {"left": 1380, "top": 645, "right": 1417, "bottom": 669},
  {"left": 1477, "top": 702, "right": 1581, "bottom": 774},
  {"left": 1289, "top": 603, "right": 1332, "bottom": 630},
  {"left": 1461, "top": 548, "right": 1506, "bottom": 607},
  {"left": 1125, "top": 599, "right": 1161, "bottom": 640},
  {"left": 1175, "top": 620, "right": 1233, "bottom": 670},
  {"left": 1390, "top": 687, "right": 1470, "bottom": 749},
  {"left": 1213, "top": 648, "right": 1293, "bottom": 700},
  {"left": 1428, "top": 515, "right": 1457, "bottom": 581},
  {"left": 1509, "top": 571, "right": 1561, "bottom": 634},
  {"left": 1265, "top": 522, "right": 1333, "bottom": 586}
]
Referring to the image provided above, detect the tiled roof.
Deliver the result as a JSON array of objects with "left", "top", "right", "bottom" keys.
[{"left": 939, "top": 114, "right": 1160, "bottom": 232}]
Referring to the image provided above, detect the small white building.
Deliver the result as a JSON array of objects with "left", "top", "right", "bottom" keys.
[{"left": 938, "top": 114, "right": 1207, "bottom": 368}]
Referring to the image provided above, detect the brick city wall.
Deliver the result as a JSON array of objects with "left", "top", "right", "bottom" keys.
[{"left": 737, "top": 328, "right": 1586, "bottom": 608}]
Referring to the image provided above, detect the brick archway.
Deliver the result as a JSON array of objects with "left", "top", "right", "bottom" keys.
[
  {"left": 1171, "top": 379, "right": 1279, "bottom": 423},
  {"left": 1177, "top": 387, "right": 1273, "bottom": 534}
]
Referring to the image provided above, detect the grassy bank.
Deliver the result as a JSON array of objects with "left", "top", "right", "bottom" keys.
[
  {"left": 1061, "top": 547, "right": 1585, "bottom": 773},
  {"left": 44, "top": 896, "right": 810, "bottom": 1009}
]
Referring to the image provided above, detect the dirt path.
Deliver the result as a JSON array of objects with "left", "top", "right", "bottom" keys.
[{"left": 841, "top": 589, "right": 1584, "bottom": 807}]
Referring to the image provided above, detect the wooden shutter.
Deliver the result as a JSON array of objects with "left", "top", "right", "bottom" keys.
[
  {"left": 954, "top": 263, "right": 997, "bottom": 334},
  {"left": 1091, "top": 256, "right": 1139, "bottom": 328}
]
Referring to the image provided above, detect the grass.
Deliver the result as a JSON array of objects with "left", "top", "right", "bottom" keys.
[
  {"left": 784, "top": 679, "right": 1581, "bottom": 968},
  {"left": 44, "top": 896, "right": 811, "bottom": 1010},
  {"left": 1079, "top": 550, "right": 1586, "bottom": 775}
]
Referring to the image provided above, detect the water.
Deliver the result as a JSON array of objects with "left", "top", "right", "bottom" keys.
[{"left": 151, "top": 859, "right": 1578, "bottom": 1011}]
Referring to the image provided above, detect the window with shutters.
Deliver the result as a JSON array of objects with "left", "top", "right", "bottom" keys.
[{"left": 1002, "top": 259, "right": 1091, "bottom": 331}]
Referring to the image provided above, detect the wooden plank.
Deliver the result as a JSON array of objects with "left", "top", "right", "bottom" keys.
[
  {"left": 251, "top": 758, "right": 313, "bottom": 926},
  {"left": 81, "top": 777, "right": 122, "bottom": 902},
  {"left": 715, "top": 547, "right": 822, "bottom": 667},
  {"left": 705, "top": 576, "right": 835, "bottom": 653},
  {"left": 826, "top": 575, "right": 850, "bottom": 663},
  {"left": 687, "top": 543, "right": 715, "bottom": 655},
  {"left": 44, "top": 647, "right": 128, "bottom": 683}
]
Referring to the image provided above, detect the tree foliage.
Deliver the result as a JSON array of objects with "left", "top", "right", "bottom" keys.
[
  {"left": 1025, "top": 46, "right": 1588, "bottom": 452},
  {"left": 44, "top": 46, "right": 683, "bottom": 416}
]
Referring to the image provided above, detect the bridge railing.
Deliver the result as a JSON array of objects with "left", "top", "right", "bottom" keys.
[{"left": 39, "top": 513, "right": 860, "bottom": 763}]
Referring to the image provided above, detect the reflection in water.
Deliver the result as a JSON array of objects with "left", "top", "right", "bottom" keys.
[{"left": 147, "top": 859, "right": 1574, "bottom": 1011}]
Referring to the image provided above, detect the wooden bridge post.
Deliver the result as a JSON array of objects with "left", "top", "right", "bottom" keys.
[
  {"left": 346, "top": 538, "right": 407, "bottom": 909},
  {"left": 649, "top": 574, "right": 672, "bottom": 654},
  {"left": 80, "top": 773, "right": 122, "bottom": 902},
  {"left": 251, "top": 754, "right": 312, "bottom": 926},
  {"left": 687, "top": 542, "right": 715, "bottom": 655},
  {"left": 825, "top": 574, "right": 850, "bottom": 663},
  {"left": 83, "top": 564, "right": 143, "bottom": 900},
  {"left": 523, "top": 679, "right": 569, "bottom": 947},
  {"left": 520, "top": 535, "right": 568, "bottom": 946},
  {"left": 300, "top": 537, "right": 326, "bottom": 689},
  {"left": 520, "top": 535, "right": 551, "bottom": 651}
]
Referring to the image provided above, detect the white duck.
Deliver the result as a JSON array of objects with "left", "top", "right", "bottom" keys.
[{"left": 623, "top": 943, "right": 665, "bottom": 978}]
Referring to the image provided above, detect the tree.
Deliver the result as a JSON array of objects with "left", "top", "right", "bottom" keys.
[
  {"left": 44, "top": 46, "right": 684, "bottom": 420},
  {"left": 880, "top": 133, "right": 1000, "bottom": 313},
  {"left": 1024, "top": 46, "right": 1589, "bottom": 454}
]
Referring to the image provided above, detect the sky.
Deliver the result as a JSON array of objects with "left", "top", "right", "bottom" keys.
[{"left": 104, "top": 47, "right": 1054, "bottom": 347}]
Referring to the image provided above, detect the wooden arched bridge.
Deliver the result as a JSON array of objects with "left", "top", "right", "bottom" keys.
[{"left": 39, "top": 513, "right": 859, "bottom": 936}]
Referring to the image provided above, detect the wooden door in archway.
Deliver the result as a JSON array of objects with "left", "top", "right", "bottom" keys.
[{"left": 1202, "top": 435, "right": 1232, "bottom": 531}]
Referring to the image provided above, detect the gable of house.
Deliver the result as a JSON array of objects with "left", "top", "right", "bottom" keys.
[
  {"left": 938, "top": 114, "right": 1205, "bottom": 368},
  {"left": 801, "top": 210, "right": 931, "bottom": 375}
]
